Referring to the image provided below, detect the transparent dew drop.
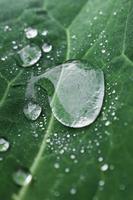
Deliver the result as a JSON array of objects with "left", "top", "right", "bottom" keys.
[
  {"left": 54, "top": 163, "right": 60, "bottom": 169},
  {"left": 65, "top": 168, "right": 70, "bottom": 173},
  {"left": 0, "top": 138, "right": 10, "bottom": 152},
  {"left": 13, "top": 168, "right": 32, "bottom": 186},
  {"left": 25, "top": 27, "right": 38, "bottom": 39},
  {"left": 41, "top": 30, "right": 48, "bottom": 36},
  {"left": 99, "top": 180, "right": 105, "bottom": 186},
  {"left": 101, "top": 164, "right": 108, "bottom": 171},
  {"left": 0, "top": 157, "right": 3, "bottom": 161},
  {"left": 23, "top": 101, "right": 42, "bottom": 121},
  {"left": 70, "top": 188, "right": 77, "bottom": 195},
  {"left": 98, "top": 157, "right": 103, "bottom": 162},
  {"left": 44, "top": 60, "right": 105, "bottom": 128},
  {"left": 42, "top": 43, "right": 52, "bottom": 53},
  {"left": 18, "top": 45, "right": 42, "bottom": 67},
  {"left": 4, "top": 25, "right": 12, "bottom": 32}
]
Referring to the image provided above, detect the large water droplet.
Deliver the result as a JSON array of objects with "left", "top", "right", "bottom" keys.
[
  {"left": 0, "top": 138, "right": 10, "bottom": 152},
  {"left": 18, "top": 45, "right": 42, "bottom": 67},
  {"left": 13, "top": 168, "right": 32, "bottom": 186},
  {"left": 42, "top": 43, "right": 52, "bottom": 53},
  {"left": 23, "top": 101, "right": 42, "bottom": 121},
  {"left": 44, "top": 60, "right": 104, "bottom": 128},
  {"left": 24, "top": 27, "right": 38, "bottom": 39}
]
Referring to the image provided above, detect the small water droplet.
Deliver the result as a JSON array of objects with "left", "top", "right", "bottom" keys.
[
  {"left": 65, "top": 168, "right": 70, "bottom": 173},
  {"left": 54, "top": 163, "right": 60, "bottom": 169},
  {"left": 101, "top": 164, "right": 108, "bottom": 171},
  {"left": 44, "top": 60, "right": 104, "bottom": 128},
  {"left": 113, "top": 12, "right": 117, "bottom": 16},
  {"left": 12, "top": 41, "right": 16, "bottom": 45},
  {"left": 80, "top": 149, "right": 85, "bottom": 153},
  {"left": 0, "top": 138, "right": 10, "bottom": 152},
  {"left": 13, "top": 45, "right": 18, "bottom": 50},
  {"left": 112, "top": 90, "right": 116, "bottom": 94},
  {"left": 105, "top": 121, "right": 111, "bottom": 126},
  {"left": 42, "top": 43, "right": 52, "bottom": 53},
  {"left": 41, "top": 30, "right": 48, "bottom": 36},
  {"left": 99, "top": 11, "right": 103, "bottom": 15},
  {"left": 101, "top": 49, "right": 106, "bottom": 54},
  {"left": 18, "top": 45, "right": 42, "bottom": 67},
  {"left": 94, "top": 16, "right": 97, "bottom": 20},
  {"left": 25, "top": 27, "right": 38, "bottom": 39},
  {"left": 23, "top": 101, "right": 42, "bottom": 121},
  {"left": 111, "top": 112, "right": 115, "bottom": 116},
  {"left": 13, "top": 168, "right": 32, "bottom": 186},
  {"left": 70, "top": 154, "right": 76, "bottom": 160},
  {"left": 4, "top": 25, "right": 12, "bottom": 32},
  {"left": 0, "top": 157, "right": 3, "bottom": 161},
  {"left": 1, "top": 56, "right": 8, "bottom": 61},
  {"left": 99, "top": 180, "right": 105, "bottom": 186},
  {"left": 70, "top": 188, "right": 77, "bottom": 195},
  {"left": 59, "top": 149, "right": 64, "bottom": 154},
  {"left": 98, "top": 157, "right": 103, "bottom": 162},
  {"left": 72, "top": 35, "right": 77, "bottom": 39}
]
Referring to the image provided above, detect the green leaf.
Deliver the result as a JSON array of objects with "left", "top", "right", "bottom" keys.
[{"left": 0, "top": 0, "right": 133, "bottom": 200}]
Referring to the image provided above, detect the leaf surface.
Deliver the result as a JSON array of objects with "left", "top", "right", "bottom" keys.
[{"left": 0, "top": 0, "right": 133, "bottom": 200}]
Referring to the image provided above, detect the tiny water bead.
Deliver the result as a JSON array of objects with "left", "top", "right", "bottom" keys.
[
  {"left": 24, "top": 27, "right": 38, "bottom": 39},
  {"left": 41, "top": 30, "right": 48, "bottom": 36},
  {"left": 99, "top": 180, "right": 105, "bottom": 186},
  {"left": 4, "top": 25, "right": 12, "bottom": 32},
  {"left": 65, "top": 168, "right": 70, "bottom": 173},
  {"left": 0, "top": 138, "right": 10, "bottom": 152},
  {"left": 18, "top": 45, "right": 42, "bottom": 67},
  {"left": 42, "top": 43, "right": 52, "bottom": 53},
  {"left": 0, "top": 157, "right": 3, "bottom": 161},
  {"left": 70, "top": 188, "right": 77, "bottom": 195},
  {"left": 105, "top": 121, "right": 111, "bottom": 126},
  {"left": 23, "top": 101, "right": 42, "bottom": 121},
  {"left": 13, "top": 168, "right": 32, "bottom": 186},
  {"left": 98, "top": 157, "right": 103, "bottom": 162},
  {"left": 101, "top": 164, "right": 108, "bottom": 171},
  {"left": 54, "top": 163, "right": 60, "bottom": 169},
  {"left": 44, "top": 60, "right": 105, "bottom": 128}
]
